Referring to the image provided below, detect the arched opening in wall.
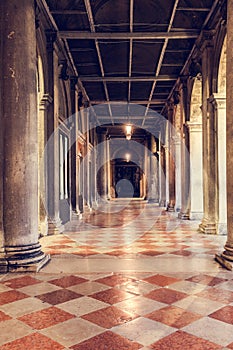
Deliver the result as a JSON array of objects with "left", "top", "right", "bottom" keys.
[
  {"left": 216, "top": 36, "right": 227, "bottom": 234},
  {"left": 188, "top": 76, "right": 203, "bottom": 220},
  {"left": 111, "top": 147, "right": 144, "bottom": 199},
  {"left": 58, "top": 79, "right": 72, "bottom": 224},
  {"left": 37, "top": 54, "right": 48, "bottom": 237}
]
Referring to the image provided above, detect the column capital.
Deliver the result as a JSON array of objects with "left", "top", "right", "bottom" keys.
[
  {"left": 58, "top": 59, "right": 69, "bottom": 81},
  {"left": 208, "top": 94, "right": 226, "bottom": 110},
  {"left": 172, "top": 135, "right": 182, "bottom": 145},
  {"left": 186, "top": 121, "right": 202, "bottom": 132},
  {"left": 197, "top": 29, "right": 215, "bottom": 52},
  {"left": 39, "top": 93, "right": 53, "bottom": 110}
]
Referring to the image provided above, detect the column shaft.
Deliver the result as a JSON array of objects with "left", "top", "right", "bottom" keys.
[
  {"left": 0, "top": 0, "right": 49, "bottom": 271},
  {"left": 220, "top": 0, "right": 233, "bottom": 262}
]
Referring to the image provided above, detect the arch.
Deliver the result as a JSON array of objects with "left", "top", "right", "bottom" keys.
[
  {"left": 190, "top": 77, "right": 202, "bottom": 123},
  {"left": 217, "top": 36, "right": 227, "bottom": 95}
]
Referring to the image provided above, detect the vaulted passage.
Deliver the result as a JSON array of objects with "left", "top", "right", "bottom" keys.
[{"left": 1, "top": 0, "right": 233, "bottom": 348}]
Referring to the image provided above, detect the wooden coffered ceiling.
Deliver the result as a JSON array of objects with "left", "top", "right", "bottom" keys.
[{"left": 43, "top": 0, "right": 218, "bottom": 128}]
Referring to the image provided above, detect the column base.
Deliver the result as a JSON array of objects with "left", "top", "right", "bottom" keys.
[
  {"left": 166, "top": 204, "right": 175, "bottom": 212},
  {"left": 178, "top": 211, "right": 190, "bottom": 220},
  {"left": 199, "top": 219, "right": 217, "bottom": 234},
  {"left": 215, "top": 254, "right": 232, "bottom": 271},
  {"left": 1, "top": 243, "right": 50, "bottom": 273},
  {"left": 0, "top": 250, "right": 8, "bottom": 273},
  {"left": 48, "top": 217, "right": 64, "bottom": 235},
  {"left": 159, "top": 200, "right": 166, "bottom": 207}
]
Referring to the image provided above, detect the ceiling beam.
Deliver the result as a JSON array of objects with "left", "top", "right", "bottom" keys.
[
  {"left": 59, "top": 30, "right": 199, "bottom": 40},
  {"left": 176, "top": 7, "right": 210, "bottom": 11},
  {"left": 79, "top": 75, "right": 177, "bottom": 82},
  {"left": 91, "top": 100, "right": 166, "bottom": 104},
  {"left": 50, "top": 10, "right": 87, "bottom": 15}
]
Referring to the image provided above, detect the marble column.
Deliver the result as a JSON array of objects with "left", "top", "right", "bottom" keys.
[
  {"left": 178, "top": 125, "right": 190, "bottom": 219},
  {"left": 210, "top": 94, "right": 227, "bottom": 234},
  {"left": 46, "top": 30, "right": 63, "bottom": 234},
  {"left": 97, "top": 131, "right": 108, "bottom": 200},
  {"left": 167, "top": 103, "right": 176, "bottom": 211},
  {"left": 219, "top": 0, "right": 233, "bottom": 263},
  {"left": 0, "top": 0, "right": 50, "bottom": 272},
  {"left": 159, "top": 145, "right": 166, "bottom": 207},
  {"left": 0, "top": 40, "right": 6, "bottom": 271},
  {"left": 199, "top": 33, "right": 217, "bottom": 234},
  {"left": 70, "top": 78, "right": 78, "bottom": 215},
  {"left": 186, "top": 122, "right": 203, "bottom": 220},
  {"left": 173, "top": 136, "right": 182, "bottom": 212},
  {"left": 38, "top": 94, "right": 52, "bottom": 236}
]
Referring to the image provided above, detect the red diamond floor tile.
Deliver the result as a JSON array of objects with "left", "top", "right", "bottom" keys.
[
  {"left": 3, "top": 276, "right": 41, "bottom": 289},
  {"left": 70, "top": 331, "right": 142, "bottom": 350},
  {"left": 36, "top": 289, "right": 83, "bottom": 305},
  {"left": 0, "top": 290, "right": 28, "bottom": 306},
  {"left": 209, "top": 305, "right": 233, "bottom": 324},
  {"left": 81, "top": 305, "right": 136, "bottom": 328},
  {"left": 145, "top": 305, "right": 202, "bottom": 328},
  {"left": 145, "top": 288, "right": 188, "bottom": 304},
  {"left": 18, "top": 306, "right": 75, "bottom": 329},
  {"left": 0, "top": 332, "right": 64, "bottom": 350},
  {"left": 143, "top": 274, "right": 180, "bottom": 287},
  {"left": 95, "top": 274, "right": 136, "bottom": 287},
  {"left": 49, "top": 276, "right": 88, "bottom": 288},
  {"left": 90, "top": 288, "right": 135, "bottom": 305},
  {"left": 150, "top": 330, "right": 221, "bottom": 350}
]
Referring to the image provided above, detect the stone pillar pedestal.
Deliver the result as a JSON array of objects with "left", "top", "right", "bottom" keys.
[
  {"left": 186, "top": 122, "right": 203, "bottom": 220},
  {"left": 0, "top": 0, "right": 50, "bottom": 272}
]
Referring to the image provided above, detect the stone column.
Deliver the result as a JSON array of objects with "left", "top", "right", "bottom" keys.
[
  {"left": 0, "top": 34, "right": 6, "bottom": 271},
  {"left": 70, "top": 77, "right": 78, "bottom": 215},
  {"left": 38, "top": 94, "right": 52, "bottom": 236},
  {"left": 173, "top": 136, "right": 182, "bottom": 212},
  {"left": 178, "top": 125, "right": 190, "bottom": 219},
  {"left": 167, "top": 102, "right": 176, "bottom": 211},
  {"left": 46, "top": 30, "right": 63, "bottom": 234},
  {"left": 218, "top": 0, "right": 233, "bottom": 263},
  {"left": 186, "top": 122, "right": 203, "bottom": 220},
  {"left": 159, "top": 145, "right": 166, "bottom": 207},
  {"left": 0, "top": 0, "right": 50, "bottom": 272},
  {"left": 199, "top": 32, "right": 217, "bottom": 234},
  {"left": 97, "top": 131, "right": 108, "bottom": 200},
  {"left": 210, "top": 94, "right": 227, "bottom": 234}
]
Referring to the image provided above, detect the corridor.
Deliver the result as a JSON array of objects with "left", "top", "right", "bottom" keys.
[{"left": 0, "top": 201, "right": 232, "bottom": 349}]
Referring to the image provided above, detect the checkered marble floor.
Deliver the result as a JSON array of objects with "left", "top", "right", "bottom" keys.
[{"left": 0, "top": 200, "right": 232, "bottom": 349}]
